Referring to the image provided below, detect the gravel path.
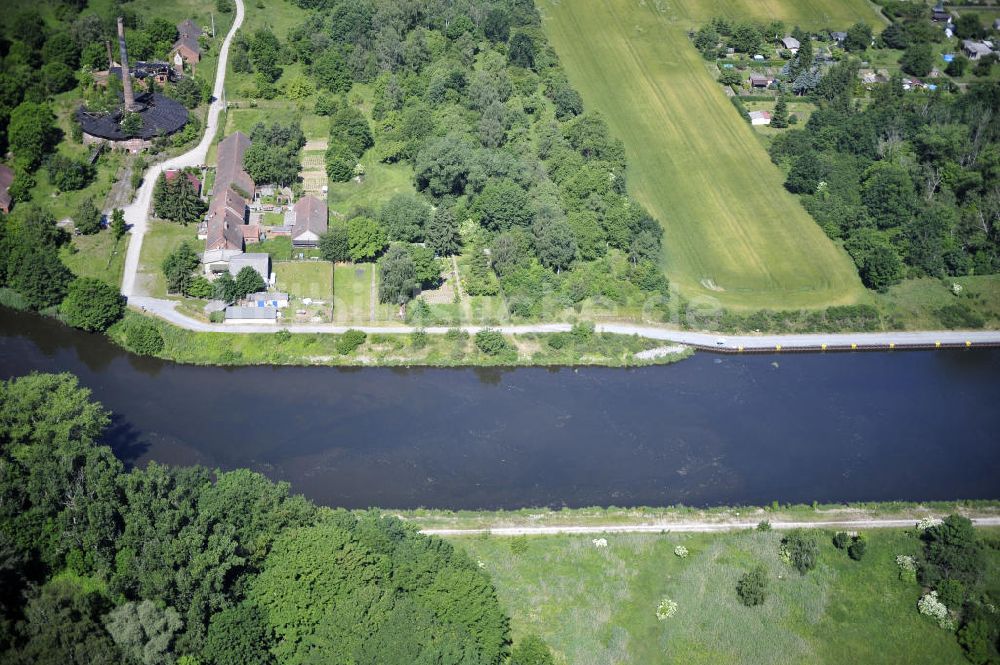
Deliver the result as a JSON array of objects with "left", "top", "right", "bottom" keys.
[
  {"left": 419, "top": 517, "right": 1000, "bottom": 537},
  {"left": 120, "top": 0, "right": 246, "bottom": 297},
  {"left": 127, "top": 296, "right": 1000, "bottom": 351}
]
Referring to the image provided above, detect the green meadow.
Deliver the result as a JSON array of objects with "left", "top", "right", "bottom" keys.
[
  {"left": 455, "top": 527, "right": 993, "bottom": 664},
  {"left": 540, "top": 0, "right": 882, "bottom": 310}
]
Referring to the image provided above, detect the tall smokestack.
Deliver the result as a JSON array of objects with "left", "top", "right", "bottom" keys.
[{"left": 117, "top": 17, "right": 138, "bottom": 112}]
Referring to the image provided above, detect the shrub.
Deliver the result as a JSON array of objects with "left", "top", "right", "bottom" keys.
[
  {"left": 411, "top": 330, "right": 428, "bottom": 349},
  {"left": 546, "top": 332, "right": 569, "bottom": 350},
  {"left": 757, "top": 520, "right": 772, "bottom": 532},
  {"left": 336, "top": 329, "right": 366, "bottom": 355},
  {"left": 509, "top": 536, "right": 528, "bottom": 555},
  {"left": 736, "top": 564, "right": 768, "bottom": 607},
  {"left": 848, "top": 535, "right": 867, "bottom": 561},
  {"left": 833, "top": 531, "right": 850, "bottom": 549},
  {"left": 674, "top": 545, "right": 689, "bottom": 558},
  {"left": 124, "top": 318, "right": 165, "bottom": 356},
  {"left": 917, "top": 591, "right": 953, "bottom": 629},
  {"left": 937, "top": 579, "right": 965, "bottom": 609},
  {"left": 936, "top": 303, "right": 985, "bottom": 329},
  {"left": 475, "top": 328, "right": 513, "bottom": 357},
  {"left": 511, "top": 634, "right": 554, "bottom": 665},
  {"left": 275, "top": 329, "right": 292, "bottom": 344},
  {"left": 896, "top": 554, "right": 918, "bottom": 582},
  {"left": 655, "top": 597, "right": 678, "bottom": 620},
  {"left": 570, "top": 320, "right": 595, "bottom": 342},
  {"left": 781, "top": 530, "right": 818, "bottom": 574},
  {"left": 209, "top": 310, "right": 225, "bottom": 323}
]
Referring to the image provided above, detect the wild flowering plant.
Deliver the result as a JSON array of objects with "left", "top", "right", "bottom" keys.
[
  {"left": 895, "top": 555, "right": 918, "bottom": 583},
  {"left": 916, "top": 517, "right": 944, "bottom": 531},
  {"left": 592, "top": 538, "right": 608, "bottom": 548},
  {"left": 918, "top": 591, "right": 954, "bottom": 630},
  {"left": 656, "top": 598, "right": 678, "bottom": 621},
  {"left": 674, "top": 545, "right": 689, "bottom": 558}
]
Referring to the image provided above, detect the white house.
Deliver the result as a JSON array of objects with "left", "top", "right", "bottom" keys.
[
  {"left": 246, "top": 291, "right": 289, "bottom": 309},
  {"left": 749, "top": 110, "right": 771, "bottom": 126}
]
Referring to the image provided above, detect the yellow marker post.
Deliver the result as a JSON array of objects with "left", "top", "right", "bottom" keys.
[
  {"left": 889, "top": 342, "right": 895, "bottom": 350},
  {"left": 935, "top": 341, "right": 941, "bottom": 348},
  {"left": 966, "top": 341, "right": 972, "bottom": 347},
  {"left": 775, "top": 344, "right": 782, "bottom": 351},
  {"left": 737, "top": 346, "right": 743, "bottom": 352},
  {"left": 851, "top": 343, "right": 857, "bottom": 350},
  {"left": 821, "top": 343, "right": 827, "bottom": 351}
]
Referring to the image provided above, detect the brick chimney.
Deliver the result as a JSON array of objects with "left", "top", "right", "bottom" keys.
[{"left": 117, "top": 17, "right": 139, "bottom": 112}]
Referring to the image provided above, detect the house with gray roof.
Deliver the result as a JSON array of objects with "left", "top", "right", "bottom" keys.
[
  {"left": 214, "top": 132, "right": 255, "bottom": 198},
  {"left": 291, "top": 195, "right": 328, "bottom": 247},
  {"left": 963, "top": 40, "right": 994, "bottom": 60},
  {"left": 228, "top": 253, "right": 271, "bottom": 283}
]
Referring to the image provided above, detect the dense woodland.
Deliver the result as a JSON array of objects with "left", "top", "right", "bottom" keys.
[
  {"left": 0, "top": 372, "right": 528, "bottom": 664},
  {"left": 770, "top": 66, "right": 1000, "bottom": 291},
  {"left": 231, "top": 0, "right": 670, "bottom": 317}
]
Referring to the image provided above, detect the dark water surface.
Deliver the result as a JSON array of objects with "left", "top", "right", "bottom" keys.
[{"left": 2, "top": 307, "right": 999, "bottom": 509}]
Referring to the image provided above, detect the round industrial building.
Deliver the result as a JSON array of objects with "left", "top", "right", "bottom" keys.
[{"left": 77, "top": 93, "right": 189, "bottom": 153}]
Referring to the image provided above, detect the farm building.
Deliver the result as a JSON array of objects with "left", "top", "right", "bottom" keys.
[
  {"left": 749, "top": 110, "right": 771, "bottom": 126},
  {"left": 749, "top": 74, "right": 774, "bottom": 88},
  {"left": 290, "top": 195, "right": 328, "bottom": 247},
  {"left": 224, "top": 306, "right": 277, "bottom": 324},
  {"left": 214, "top": 132, "right": 255, "bottom": 198},
  {"left": 931, "top": 3, "right": 952, "bottom": 23},
  {"left": 0, "top": 165, "right": 13, "bottom": 214},
  {"left": 963, "top": 40, "right": 994, "bottom": 60},
  {"left": 228, "top": 253, "right": 272, "bottom": 283}
]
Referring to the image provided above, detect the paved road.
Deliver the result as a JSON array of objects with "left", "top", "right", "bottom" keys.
[
  {"left": 128, "top": 296, "right": 1000, "bottom": 351},
  {"left": 120, "top": 0, "right": 246, "bottom": 297},
  {"left": 420, "top": 516, "right": 1000, "bottom": 537}
]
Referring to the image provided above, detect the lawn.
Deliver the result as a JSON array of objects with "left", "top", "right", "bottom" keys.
[
  {"left": 60, "top": 231, "right": 129, "bottom": 288},
  {"left": 540, "top": 0, "right": 877, "bottom": 310},
  {"left": 136, "top": 220, "right": 198, "bottom": 297},
  {"left": 274, "top": 261, "right": 333, "bottom": 301},
  {"left": 455, "top": 527, "right": 988, "bottom": 665},
  {"left": 333, "top": 263, "right": 375, "bottom": 323},
  {"left": 327, "top": 159, "right": 416, "bottom": 218}
]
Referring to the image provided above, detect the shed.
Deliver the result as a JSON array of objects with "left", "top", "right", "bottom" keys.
[
  {"left": 224, "top": 306, "right": 277, "bottom": 324},
  {"left": 749, "top": 74, "right": 773, "bottom": 88},
  {"left": 781, "top": 36, "right": 801, "bottom": 52},
  {"left": 831, "top": 31, "right": 847, "bottom": 43},
  {"left": 963, "top": 40, "right": 994, "bottom": 60},
  {"left": 749, "top": 110, "right": 771, "bottom": 126},
  {"left": 247, "top": 291, "right": 289, "bottom": 308}
]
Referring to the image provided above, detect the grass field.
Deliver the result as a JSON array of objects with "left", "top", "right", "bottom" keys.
[
  {"left": 456, "top": 527, "right": 991, "bottom": 664},
  {"left": 333, "top": 263, "right": 375, "bottom": 322},
  {"left": 540, "top": 0, "right": 880, "bottom": 310},
  {"left": 60, "top": 232, "right": 129, "bottom": 287},
  {"left": 878, "top": 274, "right": 1000, "bottom": 329},
  {"left": 275, "top": 261, "right": 333, "bottom": 301},
  {"left": 327, "top": 159, "right": 416, "bottom": 218},
  {"left": 136, "top": 221, "right": 198, "bottom": 297}
]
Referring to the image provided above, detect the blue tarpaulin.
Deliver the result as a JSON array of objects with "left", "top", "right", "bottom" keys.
[{"left": 942, "top": 53, "right": 954, "bottom": 63}]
